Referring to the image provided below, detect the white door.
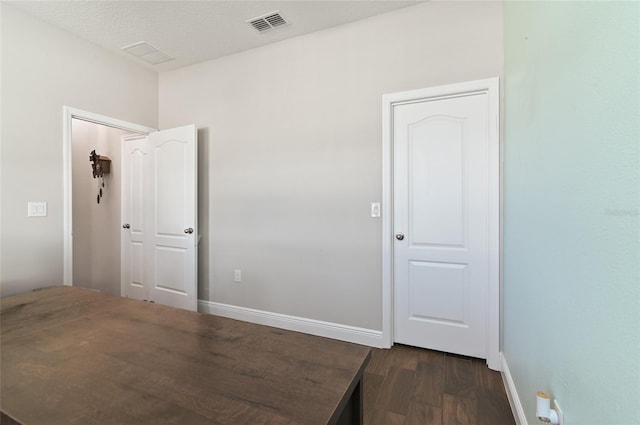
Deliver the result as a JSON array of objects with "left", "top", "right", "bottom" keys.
[
  {"left": 121, "top": 125, "right": 198, "bottom": 311},
  {"left": 393, "top": 90, "right": 493, "bottom": 359},
  {"left": 121, "top": 135, "right": 151, "bottom": 302}
]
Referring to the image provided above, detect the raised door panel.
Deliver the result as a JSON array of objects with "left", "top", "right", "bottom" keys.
[
  {"left": 409, "top": 116, "right": 466, "bottom": 248},
  {"left": 155, "top": 140, "right": 187, "bottom": 237}
]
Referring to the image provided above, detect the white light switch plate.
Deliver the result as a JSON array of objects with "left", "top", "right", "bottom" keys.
[
  {"left": 370, "top": 202, "right": 381, "bottom": 218},
  {"left": 28, "top": 201, "right": 47, "bottom": 217}
]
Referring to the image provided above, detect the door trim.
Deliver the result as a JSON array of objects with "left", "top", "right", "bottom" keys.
[
  {"left": 381, "top": 78, "right": 501, "bottom": 370},
  {"left": 62, "top": 106, "right": 157, "bottom": 290}
]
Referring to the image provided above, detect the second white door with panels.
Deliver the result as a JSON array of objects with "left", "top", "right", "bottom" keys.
[
  {"left": 393, "top": 89, "right": 493, "bottom": 359},
  {"left": 121, "top": 125, "right": 198, "bottom": 311}
]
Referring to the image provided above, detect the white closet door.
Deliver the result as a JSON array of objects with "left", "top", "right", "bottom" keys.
[
  {"left": 393, "top": 93, "right": 490, "bottom": 359},
  {"left": 121, "top": 125, "right": 197, "bottom": 311},
  {"left": 147, "top": 125, "right": 198, "bottom": 311},
  {"left": 121, "top": 135, "right": 151, "bottom": 302}
]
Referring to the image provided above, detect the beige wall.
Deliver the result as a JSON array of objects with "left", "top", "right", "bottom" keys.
[
  {"left": 160, "top": 2, "right": 503, "bottom": 330},
  {"left": 72, "top": 120, "right": 128, "bottom": 296},
  {"left": 0, "top": 4, "right": 158, "bottom": 296}
]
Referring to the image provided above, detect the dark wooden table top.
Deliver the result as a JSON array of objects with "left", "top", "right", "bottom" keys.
[{"left": 1, "top": 286, "right": 370, "bottom": 425}]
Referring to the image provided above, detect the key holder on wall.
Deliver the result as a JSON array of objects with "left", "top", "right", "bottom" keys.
[{"left": 89, "top": 150, "right": 111, "bottom": 204}]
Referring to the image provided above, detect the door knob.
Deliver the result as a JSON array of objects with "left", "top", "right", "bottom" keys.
[
  {"left": 184, "top": 227, "right": 194, "bottom": 234},
  {"left": 122, "top": 223, "right": 130, "bottom": 229},
  {"left": 395, "top": 233, "right": 404, "bottom": 240}
]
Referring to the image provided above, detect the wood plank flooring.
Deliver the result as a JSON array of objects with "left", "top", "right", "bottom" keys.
[
  {"left": 1, "top": 412, "right": 21, "bottom": 425},
  {"left": 364, "top": 345, "right": 515, "bottom": 425}
]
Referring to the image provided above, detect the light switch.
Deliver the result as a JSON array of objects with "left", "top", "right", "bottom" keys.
[
  {"left": 370, "top": 202, "right": 381, "bottom": 218},
  {"left": 28, "top": 201, "right": 47, "bottom": 217}
]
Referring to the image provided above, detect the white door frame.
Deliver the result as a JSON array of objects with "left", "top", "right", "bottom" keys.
[
  {"left": 62, "top": 106, "right": 157, "bottom": 289},
  {"left": 381, "top": 78, "right": 501, "bottom": 370}
]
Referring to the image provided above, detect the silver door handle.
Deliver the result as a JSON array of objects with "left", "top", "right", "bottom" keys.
[
  {"left": 184, "top": 228, "right": 194, "bottom": 234},
  {"left": 395, "top": 233, "right": 404, "bottom": 240},
  {"left": 122, "top": 223, "right": 130, "bottom": 229}
]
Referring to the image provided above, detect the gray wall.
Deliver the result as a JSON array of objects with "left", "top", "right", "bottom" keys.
[
  {"left": 159, "top": 1, "right": 504, "bottom": 330},
  {"left": 72, "top": 120, "right": 129, "bottom": 296},
  {"left": 503, "top": 2, "right": 639, "bottom": 424},
  {"left": 0, "top": 4, "right": 158, "bottom": 296}
]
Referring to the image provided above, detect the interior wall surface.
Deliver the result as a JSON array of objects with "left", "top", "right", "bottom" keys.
[
  {"left": 0, "top": 4, "right": 158, "bottom": 296},
  {"left": 503, "top": 2, "right": 640, "bottom": 424},
  {"left": 159, "top": 1, "right": 504, "bottom": 330}
]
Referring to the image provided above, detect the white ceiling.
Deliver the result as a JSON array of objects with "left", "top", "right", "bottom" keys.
[{"left": 9, "top": 1, "right": 422, "bottom": 72}]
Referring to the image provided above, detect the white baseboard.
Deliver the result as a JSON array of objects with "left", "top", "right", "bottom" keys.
[
  {"left": 501, "top": 354, "right": 528, "bottom": 425},
  {"left": 198, "top": 299, "right": 386, "bottom": 348}
]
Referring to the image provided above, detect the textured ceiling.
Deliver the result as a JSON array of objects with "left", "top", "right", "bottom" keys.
[{"left": 9, "top": 1, "right": 422, "bottom": 72}]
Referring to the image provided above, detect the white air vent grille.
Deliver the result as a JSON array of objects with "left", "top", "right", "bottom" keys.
[
  {"left": 247, "top": 11, "right": 289, "bottom": 33},
  {"left": 121, "top": 41, "right": 174, "bottom": 65}
]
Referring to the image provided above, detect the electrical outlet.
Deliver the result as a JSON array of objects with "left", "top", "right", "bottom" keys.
[
  {"left": 553, "top": 400, "right": 564, "bottom": 425},
  {"left": 234, "top": 269, "right": 241, "bottom": 283}
]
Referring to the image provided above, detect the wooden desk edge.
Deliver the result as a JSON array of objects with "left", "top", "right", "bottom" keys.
[
  {"left": 328, "top": 349, "right": 371, "bottom": 425},
  {"left": 1, "top": 287, "right": 373, "bottom": 425}
]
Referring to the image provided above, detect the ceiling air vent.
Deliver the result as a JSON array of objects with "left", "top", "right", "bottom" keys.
[
  {"left": 121, "top": 41, "right": 174, "bottom": 65},
  {"left": 247, "top": 11, "right": 289, "bottom": 33}
]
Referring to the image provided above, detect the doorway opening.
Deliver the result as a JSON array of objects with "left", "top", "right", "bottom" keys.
[
  {"left": 62, "top": 107, "right": 157, "bottom": 293},
  {"left": 71, "top": 119, "right": 130, "bottom": 295}
]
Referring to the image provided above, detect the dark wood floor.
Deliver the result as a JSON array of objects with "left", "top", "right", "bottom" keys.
[
  {"left": 363, "top": 345, "right": 515, "bottom": 425},
  {"left": 0, "top": 412, "right": 20, "bottom": 425}
]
